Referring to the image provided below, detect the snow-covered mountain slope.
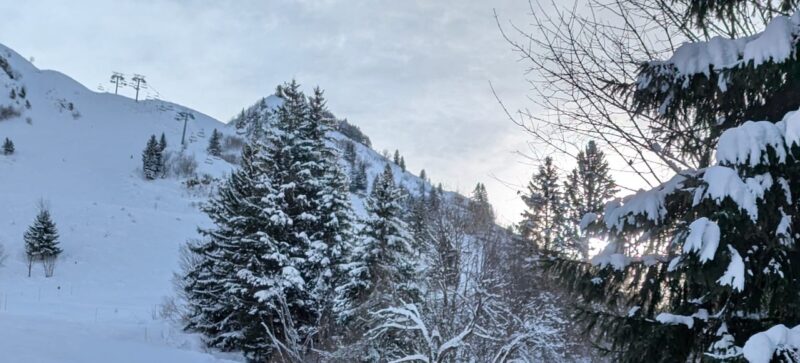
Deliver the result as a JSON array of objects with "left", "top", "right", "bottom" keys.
[
  {"left": 0, "top": 44, "right": 240, "bottom": 362},
  {"left": 0, "top": 43, "right": 441, "bottom": 362}
]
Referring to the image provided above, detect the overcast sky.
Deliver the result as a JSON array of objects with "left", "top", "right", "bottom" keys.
[{"left": 0, "top": 0, "right": 540, "bottom": 225}]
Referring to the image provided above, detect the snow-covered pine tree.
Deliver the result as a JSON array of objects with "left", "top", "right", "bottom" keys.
[
  {"left": 428, "top": 183, "right": 442, "bottom": 215},
  {"left": 334, "top": 164, "right": 421, "bottom": 340},
  {"left": 3, "top": 137, "right": 13, "bottom": 155},
  {"left": 563, "top": 141, "right": 617, "bottom": 259},
  {"left": 142, "top": 135, "right": 162, "bottom": 180},
  {"left": 234, "top": 80, "right": 356, "bottom": 354},
  {"left": 183, "top": 142, "right": 297, "bottom": 361},
  {"left": 207, "top": 129, "right": 222, "bottom": 157},
  {"left": 408, "top": 182, "right": 429, "bottom": 245},
  {"left": 303, "top": 86, "right": 357, "bottom": 343},
  {"left": 469, "top": 182, "right": 494, "bottom": 231},
  {"left": 349, "top": 160, "right": 368, "bottom": 193},
  {"left": 399, "top": 156, "right": 406, "bottom": 171},
  {"left": 551, "top": 6, "right": 800, "bottom": 362},
  {"left": 159, "top": 132, "right": 167, "bottom": 152},
  {"left": 519, "top": 157, "right": 569, "bottom": 254},
  {"left": 393, "top": 149, "right": 400, "bottom": 165},
  {"left": 23, "top": 205, "right": 61, "bottom": 277}
]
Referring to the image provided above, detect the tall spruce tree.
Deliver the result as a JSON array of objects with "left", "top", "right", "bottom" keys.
[
  {"left": 23, "top": 206, "right": 62, "bottom": 277},
  {"left": 183, "top": 142, "right": 296, "bottom": 361},
  {"left": 249, "top": 80, "right": 356, "bottom": 351},
  {"left": 159, "top": 132, "right": 167, "bottom": 152},
  {"left": 519, "top": 157, "right": 568, "bottom": 254},
  {"left": 563, "top": 141, "right": 617, "bottom": 258},
  {"left": 142, "top": 135, "right": 162, "bottom": 180},
  {"left": 550, "top": 5, "right": 800, "bottom": 362},
  {"left": 335, "top": 164, "right": 421, "bottom": 328},
  {"left": 185, "top": 81, "right": 356, "bottom": 361},
  {"left": 304, "top": 86, "right": 357, "bottom": 341},
  {"left": 408, "top": 180, "right": 429, "bottom": 245}
]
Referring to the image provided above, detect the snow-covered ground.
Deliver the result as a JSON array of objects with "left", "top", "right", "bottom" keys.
[{"left": 0, "top": 42, "right": 432, "bottom": 362}]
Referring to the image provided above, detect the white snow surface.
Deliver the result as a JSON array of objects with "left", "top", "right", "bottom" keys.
[
  {"left": 655, "top": 312, "right": 694, "bottom": 329},
  {"left": 743, "top": 324, "right": 800, "bottom": 363},
  {"left": 694, "top": 166, "right": 765, "bottom": 221},
  {"left": 716, "top": 121, "right": 787, "bottom": 167},
  {"left": 717, "top": 245, "right": 745, "bottom": 292},
  {"left": 683, "top": 217, "right": 720, "bottom": 263},
  {"left": 603, "top": 173, "right": 687, "bottom": 231},
  {"left": 0, "top": 43, "right": 435, "bottom": 362}
]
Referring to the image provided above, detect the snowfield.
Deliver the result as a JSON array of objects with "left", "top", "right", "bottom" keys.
[{"left": 0, "top": 43, "right": 430, "bottom": 362}]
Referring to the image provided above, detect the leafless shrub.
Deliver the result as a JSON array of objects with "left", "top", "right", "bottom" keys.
[
  {"left": 222, "top": 135, "right": 244, "bottom": 151},
  {"left": 494, "top": 0, "right": 773, "bottom": 190},
  {"left": 220, "top": 152, "right": 239, "bottom": 165},
  {"left": 0, "top": 106, "right": 20, "bottom": 121},
  {"left": 164, "top": 151, "right": 198, "bottom": 178}
]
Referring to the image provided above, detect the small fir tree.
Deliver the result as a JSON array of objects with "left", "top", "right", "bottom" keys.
[
  {"left": 23, "top": 205, "right": 62, "bottom": 277},
  {"left": 142, "top": 135, "right": 162, "bottom": 180},
  {"left": 350, "top": 160, "right": 368, "bottom": 193},
  {"left": 159, "top": 132, "right": 167, "bottom": 152},
  {"left": 3, "top": 137, "right": 14, "bottom": 155},
  {"left": 207, "top": 129, "right": 222, "bottom": 157}
]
